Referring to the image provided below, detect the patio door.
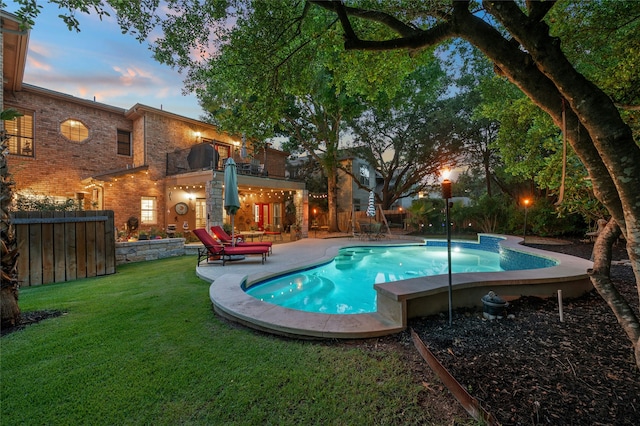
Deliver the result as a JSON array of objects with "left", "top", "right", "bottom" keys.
[
  {"left": 255, "top": 203, "right": 270, "bottom": 230},
  {"left": 195, "top": 198, "right": 206, "bottom": 229}
]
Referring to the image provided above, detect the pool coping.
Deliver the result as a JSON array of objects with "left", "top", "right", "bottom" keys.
[{"left": 200, "top": 234, "right": 594, "bottom": 339}]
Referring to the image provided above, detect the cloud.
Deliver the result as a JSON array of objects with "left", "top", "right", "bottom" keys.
[
  {"left": 25, "top": 41, "right": 52, "bottom": 71},
  {"left": 19, "top": 6, "right": 203, "bottom": 119}
]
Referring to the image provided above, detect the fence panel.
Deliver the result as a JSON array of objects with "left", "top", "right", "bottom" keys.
[
  {"left": 41, "top": 211, "right": 55, "bottom": 284},
  {"left": 53, "top": 211, "right": 66, "bottom": 282},
  {"left": 15, "top": 211, "right": 31, "bottom": 286},
  {"left": 12, "top": 211, "right": 116, "bottom": 286}
]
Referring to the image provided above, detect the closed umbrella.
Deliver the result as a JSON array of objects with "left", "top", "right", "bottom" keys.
[
  {"left": 366, "top": 191, "right": 376, "bottom": 219},
  {"left": 366, "top": 191, "right": 376, "bottom": 234},
  {"left": 240, "top": 134, "right": 247, "bottom": 159},
  {"left": 224, "top": 157, "right": 241, "bottom": 246}
]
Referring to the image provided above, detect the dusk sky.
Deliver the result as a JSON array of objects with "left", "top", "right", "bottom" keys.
[{"left": 13, "top": 3, "right": 205, "bottom": 120}]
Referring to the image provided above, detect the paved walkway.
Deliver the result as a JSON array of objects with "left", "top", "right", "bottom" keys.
[{"left": 196, "top": 233, "right": 416, "bottom": 285}]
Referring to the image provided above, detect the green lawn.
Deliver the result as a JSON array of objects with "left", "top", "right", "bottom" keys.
[{"left": 1, "top": 256, "right": 456, "bottom": 425}]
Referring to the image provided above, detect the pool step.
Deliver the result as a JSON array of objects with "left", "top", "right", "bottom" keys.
[{"left": 334, "top": 249, "right": 374, "bottom": 270}]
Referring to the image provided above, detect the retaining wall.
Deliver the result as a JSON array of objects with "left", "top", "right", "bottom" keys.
[{"left": 115, "top": 238, "right": 186, "bottom": 264}]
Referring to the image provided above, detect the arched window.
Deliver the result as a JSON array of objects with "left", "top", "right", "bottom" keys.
[{"left": 60, "top": 119, "right": 89, "bottom": 142}]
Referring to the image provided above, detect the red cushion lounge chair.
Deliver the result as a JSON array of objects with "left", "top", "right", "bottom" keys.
[
  {"left": 193, "top": 229, "right": 269, "bottom": 266},
  {"left": 210, "top": 225, "right": 273, "bottom": 254}
]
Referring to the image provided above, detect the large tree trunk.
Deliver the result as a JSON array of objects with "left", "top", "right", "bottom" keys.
[
  {"left": 326, "top": 165, "right": 340, "bottom": 232},
  {"left": 590, "top": 220, "right": 640, "bottom": 358},
  {"left": 1, "top": 123, "right": 21, "bottom": 328}
]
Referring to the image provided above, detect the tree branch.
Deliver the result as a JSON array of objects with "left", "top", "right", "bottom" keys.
[
  {"left": 310, "top": 0, "right": 454, "bottom": 50},
  {"left": 526, "top": 0, "right": 556, "bottom": 23}
]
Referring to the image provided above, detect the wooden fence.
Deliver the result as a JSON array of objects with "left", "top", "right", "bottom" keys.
[{"left": 12, "top": 211, "right": 116, "bottom": 286}]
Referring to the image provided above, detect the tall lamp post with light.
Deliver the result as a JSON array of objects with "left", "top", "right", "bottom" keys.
[
  {"left": 313, "top": 208, "right": 317, "bottom": 238},
  {"left": 523, "top": 198, "right": 531, "bottom": 242},
  {"left": 441, "top": 170, "right": 453, "bottom": 326}
]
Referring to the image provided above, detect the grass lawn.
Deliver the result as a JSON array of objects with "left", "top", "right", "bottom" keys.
[{"left": 1, "top": 255, "right": 457, "bottom": 425}]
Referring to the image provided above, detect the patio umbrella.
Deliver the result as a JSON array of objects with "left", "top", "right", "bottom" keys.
[{"left": 224, "top": 157, "right": 241, "bottom": 246}]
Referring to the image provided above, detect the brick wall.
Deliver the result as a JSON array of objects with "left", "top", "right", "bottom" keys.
[
  {"left": 253, "top": 146, "right": 288, "bottom": 178},
  {"left": 1, "top": 29, "right": 4, "bottom": 109},
  {"left": 6, "top": 88, "right": 132, "bottom": 195}
]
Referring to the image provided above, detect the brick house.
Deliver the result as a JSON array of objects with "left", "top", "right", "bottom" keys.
[{"left": 2, "top": 11, "right": 307, "bottom": 239}]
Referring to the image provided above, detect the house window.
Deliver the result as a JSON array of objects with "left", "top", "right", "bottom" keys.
[
  {"left": 4, "top": 108, "right": 34, "bottom": 157},
  {"left": 140, "top": 197, "right": 157, "bottom": 224},
  {"left": 359, "top": 164, "right": 370, "bottom": 186},
  {"left": 60, "top": 119, "right": 89, "bottom": 142},
  {"left": 117, "top": 130, "right": 132, "bottom": 156},
  {"left": 273, "top": 203, "right": 282, "bottom": 229}
]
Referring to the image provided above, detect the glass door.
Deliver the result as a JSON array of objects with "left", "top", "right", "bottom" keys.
[
  {"left": 255, "top": 203, "right": 270, "bottom": 230},
  {"left": 195, "top": 198, "right": 207, "bottom": 229}
]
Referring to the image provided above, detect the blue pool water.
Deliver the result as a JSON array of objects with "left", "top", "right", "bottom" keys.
[{"left": 245, "top": 241, "right": 557, "bottom": 315}]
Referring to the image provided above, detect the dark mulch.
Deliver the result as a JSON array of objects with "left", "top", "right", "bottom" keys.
[
  {"left": 1, "top": 309, "right": 64, "bottom": 337},
  {"left": 397, "top": 238, "right": 640, "bottom": 425}
]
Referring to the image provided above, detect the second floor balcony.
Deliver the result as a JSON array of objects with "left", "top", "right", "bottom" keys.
[{"left": 166, "top": 143, "right": 273, "bottom": 178}]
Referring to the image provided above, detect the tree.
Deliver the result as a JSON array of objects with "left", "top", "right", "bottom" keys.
[
  {"left": 176, "top": 2, "right": 433, "bottom": 232},
  {"left": 1, "top": 109, "right": 23, "bottom": 328},
  {"left": 346, "top": 63, "right": 463, "bottom": 209},
  {"left": 309, "top": 0, "right": 640, "bottom": 369},
  {"left": 476, "top": 70, "right": 607, "bottom": 224},
  {"left": 450, "top": 55, "right": 504, "bottom": 198}
]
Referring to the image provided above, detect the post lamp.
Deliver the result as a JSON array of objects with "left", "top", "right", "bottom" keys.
[
  {"left": 441, "top": 169, "right": 453, "bottom": 326},
  {"left": 313, "top": 208, "right": 317, "bottom": 237},
  {"left": 523, "top": 198, "right": 531, "bottom": 242}
]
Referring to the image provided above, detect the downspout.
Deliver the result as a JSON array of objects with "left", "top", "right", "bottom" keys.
[{"left": 143, "top": 115, "right": 147, "bottom": 166}]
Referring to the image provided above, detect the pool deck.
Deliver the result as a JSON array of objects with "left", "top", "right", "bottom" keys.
[{"left": 198, "top": 234, "right": 594, "bottom": 339}]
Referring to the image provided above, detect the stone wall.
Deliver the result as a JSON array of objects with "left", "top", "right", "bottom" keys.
[{"left": 115, "top": 238, "right": 186, "bottom": 265}]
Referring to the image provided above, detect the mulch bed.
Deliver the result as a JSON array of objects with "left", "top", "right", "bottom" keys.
[
  {"left": 1, "top": 309, "right": 64, "bottom": 337},
  {"left": 402, "top": 239, "right": 640, "bottom": 425}
]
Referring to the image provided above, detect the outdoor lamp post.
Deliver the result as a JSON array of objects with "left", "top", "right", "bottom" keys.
[
  {"left": 441, "top": 170, "right": 453, "bottom": 326},
  {"left": 523, "top": 198, "right": 531, "bottom": 242},
  {"left": 313, "top": 208, "right": 317, "bottom": 238}
]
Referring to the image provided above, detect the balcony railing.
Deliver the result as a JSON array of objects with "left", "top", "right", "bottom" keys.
[{"left": 166, "top": 143, "right": 268, "bottom": 177}]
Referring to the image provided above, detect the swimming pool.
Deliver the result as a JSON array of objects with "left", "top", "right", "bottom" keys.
[
  {"left": 205, "top": 234, "right": 593, "bottom": 339},
  {"left": 245, "top": 240, "right": 558, "bottom": 314}
]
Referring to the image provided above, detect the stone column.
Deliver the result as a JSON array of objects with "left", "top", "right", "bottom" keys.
[
  {"left": 207, "top": 178, "right": 224, "bottom": 231},
  {"left": 296, "top": 189, "right": 309, "bottom": 238}
]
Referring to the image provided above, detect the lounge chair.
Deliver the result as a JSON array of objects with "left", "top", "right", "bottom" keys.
[
  {"left": 210, "top": 225, "right": 273, "bottom": 254},
  {"left": 193, "top": 228, "right": 269, "bottom": 266}
]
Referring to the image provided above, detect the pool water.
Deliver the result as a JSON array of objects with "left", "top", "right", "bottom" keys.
[{"left": 246, "top": 245, "right": 504, "bottom": 314}]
